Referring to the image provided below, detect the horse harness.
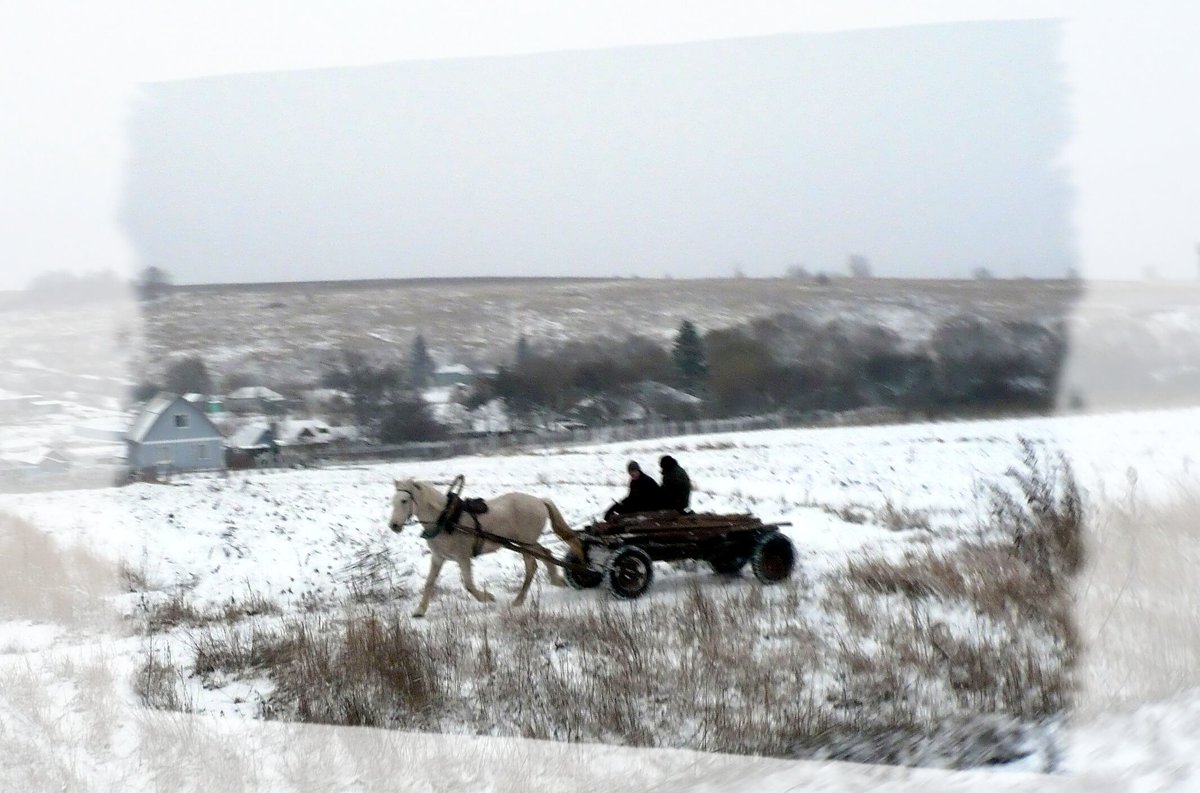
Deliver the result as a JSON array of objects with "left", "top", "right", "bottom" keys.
[
  {"left": 430, "top": 491, "right": 492, "bottom": 556},
  {"left": 411, "top": 476, "right": 564, "bottom": 564}
]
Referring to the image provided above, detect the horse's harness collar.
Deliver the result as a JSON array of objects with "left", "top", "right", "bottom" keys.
[{"left": 405, "top": 480, "right": 491, "bottom": 555}]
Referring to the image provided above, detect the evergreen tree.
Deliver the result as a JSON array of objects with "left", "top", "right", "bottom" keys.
[
  {"left": 671, "top": 320, "right": 708, "bottom": 392},
  {"left": 409, "top": 335, "right": 434, "bottom": 388},
  {"left": 515, "top": 335, "right": 531, "bottom": 365}
]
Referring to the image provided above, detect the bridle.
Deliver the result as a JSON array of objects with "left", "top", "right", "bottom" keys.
[{"left": 394, "top": 484, "right": 447, "bottom": 535}]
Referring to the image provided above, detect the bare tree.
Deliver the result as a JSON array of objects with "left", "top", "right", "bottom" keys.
[
  {"left": 135, "top": 266, "right": 173, "bottom": 301},
  {"left": 847, "top": 254, "right": 872, "bottom": 279}
]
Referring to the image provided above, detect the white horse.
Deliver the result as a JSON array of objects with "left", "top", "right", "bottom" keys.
[{"left": 388, "top": 479, "right": 584, "bottom": 617}]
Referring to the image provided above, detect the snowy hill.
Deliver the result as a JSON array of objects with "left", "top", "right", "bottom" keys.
[{"left": 2, "top": 407, "right": 1199, "bottom": 789}]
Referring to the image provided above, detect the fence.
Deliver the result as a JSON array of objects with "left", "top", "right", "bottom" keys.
[
  {"left": 315, "top": 415, "right": 780, "bottom": 465},
  {"left": 0, "top": 408, "right": 911, "bottom": 492},
  {"left": 306, "top": 409, "right": 910, "bottom": 467}
]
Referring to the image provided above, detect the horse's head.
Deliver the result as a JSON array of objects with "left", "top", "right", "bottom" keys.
[{"left": 389, "top": 479, "right": 418, "bottom": 532}]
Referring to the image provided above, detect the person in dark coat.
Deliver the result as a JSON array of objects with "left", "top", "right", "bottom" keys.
[
  {"left": 658, "top": 455, "right": 692, "bottom": 512},
  {"left": 604, "top": 460, "right": 661, "bottom": 521}
]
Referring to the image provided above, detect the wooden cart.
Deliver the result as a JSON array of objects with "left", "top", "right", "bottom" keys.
[{"left": 560, "top": 511, "right": 796, "bottom": 599}]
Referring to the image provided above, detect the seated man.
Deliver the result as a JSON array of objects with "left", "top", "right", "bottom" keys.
[
  {"left": 603, "top": 460, "right": 661, "bottom": 521},
  {"left": 658, "top": 455, "right": 692, "bottom": 512}
]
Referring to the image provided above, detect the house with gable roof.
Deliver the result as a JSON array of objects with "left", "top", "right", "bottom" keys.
[
  {"left": 225, "top": 385, "right": 288, "bottom": 414},
  {"left": 126, "top": 392, "right": 226, "bottom": 473}
]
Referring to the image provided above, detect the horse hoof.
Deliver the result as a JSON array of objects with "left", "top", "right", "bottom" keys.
[{"left": 412, "top": 611, "right": 426, "bottom": 619}]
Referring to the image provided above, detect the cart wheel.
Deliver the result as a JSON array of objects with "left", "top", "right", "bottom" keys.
[
  {"left": 563, "top": 551, "right": 603, "bottom": 590},
  {"left": 751, "top": 532, "right": 795, "bottom": 584},
  {"left": 708, "top": 555, "right": 748, "bottom": 575},
  {"left": 606, "top": 546, "right": 654, "bottom": 599}
]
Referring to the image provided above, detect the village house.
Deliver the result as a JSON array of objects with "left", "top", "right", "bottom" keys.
[
  {"left": 224, "top": 385, "right": 289, "bottom": 414},
  {"left": 126, "top": 392, "right": 226, "bottom": 475},
  {"left": 226, "top": 422, "right": 278, "bottom": 465}
]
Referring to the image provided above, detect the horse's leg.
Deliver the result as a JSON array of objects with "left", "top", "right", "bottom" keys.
[
  {"left": 459, "top": 557, "right": 495, "bottom": 604},
  {"left": 413, "top": 555, "right": 444, "bottom": 618},
  {"left": 512, "top": 555, "right": 537, "bottom": 606},
  {"left": 535, "top": 543, "right": 567, "bottom": 587}
]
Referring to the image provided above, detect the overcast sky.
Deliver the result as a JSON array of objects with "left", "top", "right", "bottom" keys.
[{"left": 2, "top": 1, "right": 1198, "bottom": 290}]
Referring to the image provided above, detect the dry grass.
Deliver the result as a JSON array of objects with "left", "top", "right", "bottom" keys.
[
  {"left": 876, "top": 498, "right": 933, "bottom": 532},
  {"left": 151, "top": 544, "right": 1071, "bottom": 769},
  {"left": 846, "top": 543, "right": 1067, "bottom": 627},
  {"left": 692, "top": 440, "right": 738, "bottom": 451},
  {"left": 188, "top": 623, "right": 296, "bottom": 678},
  {"left": 139, "top": 588, "right": 282, "bottom": 632},
  {"left": 824, "top": 499, "right": 931, "bottom": 531},
  {"left": 118, "top": 558, "right": 151, "bottom": 592},
  {"left": 134, "top": 646, "right": 193, "bottom": 712},
  {"left": 984, "top": 436, "right": 1085, "bottom": 583},
  {"left": 129, "top": 443, "right": 1083, "bottom": 769},
  {"left": 143, "top": 591, "right": 208, "bottom": 631},
  {"left": 338, "top": 542, "right": 410, "bottom": 606},
  {"left": 825, "top": 504, "right": 870, "bottom": 524}
]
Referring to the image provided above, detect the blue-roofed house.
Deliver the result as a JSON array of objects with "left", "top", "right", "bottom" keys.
[{"left": 126, "top": 392, "right": 226, "bottom": 474}]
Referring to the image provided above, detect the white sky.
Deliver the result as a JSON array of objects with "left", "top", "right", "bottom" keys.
[{"left": 1, "top": 0, "right": 1197, "bottom": 290}]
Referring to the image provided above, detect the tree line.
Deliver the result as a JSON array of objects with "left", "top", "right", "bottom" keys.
[
  {"left": 138, "top": 313, "right": 1071, "bottom": 444},
  {"left": 470, "top": 313, "right": 1067, "bottom": 423}
]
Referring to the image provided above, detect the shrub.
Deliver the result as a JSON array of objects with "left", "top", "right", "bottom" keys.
[{"left": 985, "top": 437, "right": 1085, "bottom": 583}]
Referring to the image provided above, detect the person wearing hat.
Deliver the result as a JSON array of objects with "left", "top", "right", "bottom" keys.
[
  {"left": 658, "top": 455, "right": 691, "bottom": 513},
  {"left": 603, "top": 460, "right": 662, "bottom": 522}
]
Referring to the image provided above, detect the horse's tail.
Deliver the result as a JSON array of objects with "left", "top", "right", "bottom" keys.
[{"left": 542, "top": 499, "right": 584, "bottom": 559}]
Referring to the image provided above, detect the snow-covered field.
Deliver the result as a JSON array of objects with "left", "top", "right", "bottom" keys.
[{"left": 2, "top": 407, "right": 1200, "bottom": 790}]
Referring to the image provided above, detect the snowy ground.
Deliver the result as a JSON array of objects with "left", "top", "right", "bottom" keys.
[{"left": 2, "top": 407, "right": 1200, "bottom": 790}]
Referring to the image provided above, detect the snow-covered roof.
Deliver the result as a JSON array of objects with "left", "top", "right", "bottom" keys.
[
  {"left": 421, "top": 386, "right": 459, "bottom": 404},
  {"left": 127, "top": 392, "right": 220, "bottom": 444},
  {"left": 227, "top": 386, "right": 285, "bottom": 401},
  {"left": 327, "top": 425, "right": 359, "bottom": 441},
  {"left": 229, "top": 423, "right": 273, "bottom": 450},
  {"left": 435, "top": 364, "right": 473, "bottom": 376},
  {"left": 430, "top": 402, "right": 470, "bottom": 426},
  {"left": 183, "top": 393, "right": 206, "bottom": 403},
  {"left": 303, "top": 388, "right": 351, "bottom": 402},
  {"left": 3, "top": 447, "right": 73, "bottom": 466},
  {"left": 74, "top": 422, "right": 129, "bottom": 442},
  {"left": 126, "top": 392, "right": 179, "bottom": 443},
  {"left": 634, "top": 380, "right": 704, "bottom": 405},
  {"left": 469, "top": 399, "right": 511, "bottom": 433},
  {"left": 66, "top": 443, "right": 126, "bottom": 463},
  {"left": 274, "top": 419, "right": 333, "bottom": 445}
]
